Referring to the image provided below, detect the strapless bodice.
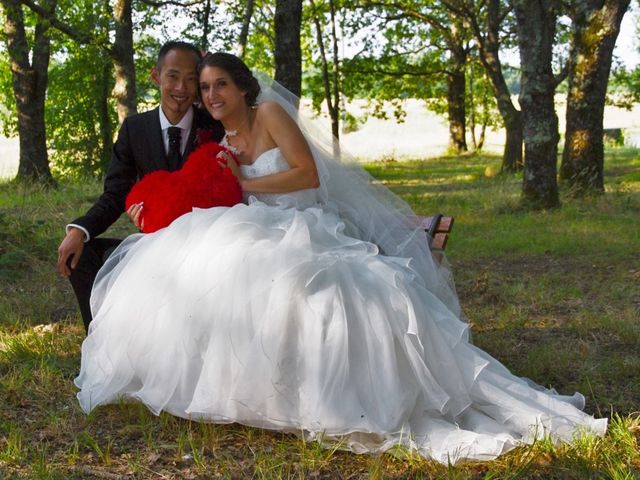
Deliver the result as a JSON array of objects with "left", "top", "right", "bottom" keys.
[{"left": 239, "top": 148, "right": 319, "bottom": 208}]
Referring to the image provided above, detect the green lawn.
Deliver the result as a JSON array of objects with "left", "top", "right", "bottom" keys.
[{"left": 1, "top": 149, "right": 639, "bottom": 479}]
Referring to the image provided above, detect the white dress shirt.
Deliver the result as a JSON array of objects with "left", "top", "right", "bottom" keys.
[{"left": 159, "top": 106, "right": 194, "bottom": 156}]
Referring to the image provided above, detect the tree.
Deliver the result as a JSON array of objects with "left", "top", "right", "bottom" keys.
[
  {"left": 1, "top": 0, "right": 55, "bottom": 183},
  {"left": 367, "top": 1, "right": 473, "bottom": 153},
  {"left": 111, "top": 0, "right": 136, "bottom": 123},
  {"left": 512, "top": 0, "right": 561, "bottom": 209},
  {"left": 4, "top": 0, "right": 162, "bottom": 177},
  {"left": 309, "top": 0, "right": 340, "bottom": 139},
  {"left": 20, "top": 0, "right": 141, "bottom": 122},
  {"left": 447, "top": 0, "right": 524, "bottom": 171},
  {"left": 560, "top": 0, "right": 631, "bottom": 195},
  {"left": 274, "top": 0, "right": 302, "bottom": 98},
  {"left": 466, "top": 57, "right": 500, "bottom": 150},
  {"left": 335, "top": 1, "right": 473, "bottom": 153},
  {"left": 236, "top": 0, "right": 255, "bottom": 58},
  {"left": 177, "top": 0, "right": 237, "bottom": 53},
  {"left": 444, "top": 14, "right": 469, "bottom": 153}
]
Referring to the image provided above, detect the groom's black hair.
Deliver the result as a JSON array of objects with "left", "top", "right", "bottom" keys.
[
  {"left": 157, "top": 41, "right": 202, "bottom": 70},
  {"left": 198, "top": 52, "right": 261, "bottom": 106}
]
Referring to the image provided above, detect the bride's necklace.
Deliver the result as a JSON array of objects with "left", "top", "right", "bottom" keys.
[
  {"left": 223, "top": 108, "right": 253, "bottom": 138},
  {"left": 222, "top": 109, "right": 252, "bottom": 155}
]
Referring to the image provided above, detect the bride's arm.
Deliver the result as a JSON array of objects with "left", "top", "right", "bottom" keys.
[{"left": 234, "top": 102, "right": 320, "bottom": 193}]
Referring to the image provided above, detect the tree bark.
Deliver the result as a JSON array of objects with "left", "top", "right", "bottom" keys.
[
  {"left": 236, "top": 0, "right": 255, "bottom": 59},
  {"left": 502, "top": 111, "right": 523, "bottom": 172},
  {"left": 513, "top": 0, "right": 560, "bottom": 209},
  {"left": 111, "top": 0, "right": 137, "bottom": 123},
  {"left": 310, "top": 0, "right": 339, "bottom": 140},
  {"left": 446, "top": 41, "right": 468, "bottom": 153},
  {"left": 452, "top": 0, "right": 523, "bottom": 171},
  {"left": 200, "top": 0, "right": 212, "bottom": 51},
  {"left": 274, "top": 0, "right": 302, "bottom": 99},
  {"left": 3, "top": 0, "right": 55, "bottom": 183},
  {"left": 560, "top": 0, "right": 631, "bottom": 195}
]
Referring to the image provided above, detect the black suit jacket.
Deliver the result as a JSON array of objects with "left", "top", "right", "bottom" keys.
[{"left": 72, "top": 106, "right": 225, "bottom": 239}]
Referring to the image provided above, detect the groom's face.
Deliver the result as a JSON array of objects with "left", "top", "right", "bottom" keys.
[{"left": 152, "top": 48, "right": 199, "bottom": 125}]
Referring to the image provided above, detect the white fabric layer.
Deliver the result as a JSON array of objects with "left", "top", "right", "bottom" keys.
[{"left": 76, "top": 149, "right": 606, "bottom": 464}]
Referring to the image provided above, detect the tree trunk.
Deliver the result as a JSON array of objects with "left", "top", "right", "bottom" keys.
[
  {"left": 477, "top": 121, "right": 487, "bottom": 151},
  {"left": 447, "top": 44, "right": 468, "bottom": 153},
  {"left": 274, "top": 0, "right": 302, "bottom": 99},
  {"left": 560, "top": 0, "right": 631, "bottom": 195},
  {"left": 3, "top": 0, "right": 55, "bottom": 183},
  {"left": 310, "top": 0, "right": 339, "bottom": 140},
  {"left": 111, "top": 0, "right": 137, "bottom": 123},
  {"left": 503, "top": 112, "right": 524, "bottom": 172},
  {"left": 200, "top": 0, "right": 212, "bottom": 51},
  {"left": 236, "top": 0, "right": 255, "bottom": 59},
  {"left": 514, "top": 0, "right": 560, "bottom": 209},
  {"left": 463, "top": 0, "right": 523, "bottom": 171}
]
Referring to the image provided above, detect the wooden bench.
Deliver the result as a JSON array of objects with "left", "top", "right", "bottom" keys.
[{"left": 416, "top": 214, "right": 454, "bottom": 252}]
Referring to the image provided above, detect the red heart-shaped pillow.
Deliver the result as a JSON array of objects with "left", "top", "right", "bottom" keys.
[{"left": 125, "top": 142, "right": 242, "bottom": 233}]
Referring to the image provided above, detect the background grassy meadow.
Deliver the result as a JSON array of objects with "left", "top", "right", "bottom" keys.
[{"left": 0, "top": 149, "right": 639, "bottom": 479}]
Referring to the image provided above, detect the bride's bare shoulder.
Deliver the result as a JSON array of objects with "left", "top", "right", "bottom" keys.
[
  {"left": 255, "top": 102, "right": 297, "bottom": 138},
  {"left": 255, "top": 101, "right": 287, "bottom": 119}
]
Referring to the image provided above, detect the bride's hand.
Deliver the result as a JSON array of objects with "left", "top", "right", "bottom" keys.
[
  {"left": 217, "top": 151, "right": 243, "bottom": 183},
  {"left": 126, "top": 202, "right": 145, "bottom": 231}
]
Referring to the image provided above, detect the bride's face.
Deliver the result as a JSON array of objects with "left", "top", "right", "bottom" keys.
[{"left": 199, "top": 66, "right": 247, "bottom": 121}]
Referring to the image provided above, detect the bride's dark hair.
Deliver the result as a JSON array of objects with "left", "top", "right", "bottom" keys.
[{"left": 198, "top": 52, "right": 261, "bottom": 106}]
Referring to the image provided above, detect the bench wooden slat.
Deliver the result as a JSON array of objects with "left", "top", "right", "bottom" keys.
[
  {"left": 415, "top": 215, "right": 454, "bottom": 252},
  {"left": 416, "top": 215, "right": 454, "bottom": 234},
  {"left": 431, "top": 232, "right": 448, "bottom": 251}
]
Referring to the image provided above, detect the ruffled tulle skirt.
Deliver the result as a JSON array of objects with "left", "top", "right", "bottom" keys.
[{"left": 75, "top": 202, "right": 606, "bottom": 463}]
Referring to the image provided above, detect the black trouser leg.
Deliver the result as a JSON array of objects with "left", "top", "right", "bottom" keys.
[{"left": 68, "top": 237, "right": 121, "bottom": 333}]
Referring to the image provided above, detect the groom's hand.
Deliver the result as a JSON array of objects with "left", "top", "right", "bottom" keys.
[{"left": 57, "top": 228, "right": 85, "bottom": 278}]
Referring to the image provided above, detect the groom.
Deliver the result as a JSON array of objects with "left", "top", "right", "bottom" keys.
[{"left": 57, "top": 40, "right": 225, "bottom": 333}]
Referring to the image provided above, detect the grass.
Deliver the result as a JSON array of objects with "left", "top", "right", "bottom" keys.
[{"left": 1, "top": 148, "right": 639, "bottom": 479}]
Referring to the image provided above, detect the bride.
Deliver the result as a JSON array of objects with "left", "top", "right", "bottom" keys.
[{"left": 75, "top": 52, "right": 606, "bottom": 463}]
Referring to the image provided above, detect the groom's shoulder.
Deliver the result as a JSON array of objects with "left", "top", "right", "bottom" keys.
[
  {"left": 118, "top": 108, "right": 158, "bottom": 134},
  {"left": 124, "top": 107, "right": 158, "bottom": 126}
]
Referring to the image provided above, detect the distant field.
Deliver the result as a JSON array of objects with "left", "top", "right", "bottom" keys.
[{"left": 1, "top": 99, "right": 639, "bottom": 178}]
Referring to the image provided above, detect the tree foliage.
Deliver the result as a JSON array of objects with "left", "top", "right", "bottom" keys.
[
  {"left": 0, "top": 52, "right": 17, "bottom": 137},
  {"left": 46, "top": 45, "right": 115, "bottom": 177},
  {"left": 0, "top": 0, "right": 635, "bottom": 206}
]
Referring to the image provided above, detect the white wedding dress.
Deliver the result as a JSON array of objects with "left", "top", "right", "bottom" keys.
[{"left": 75, "top": 148, "right": 606, "bottom": 463}]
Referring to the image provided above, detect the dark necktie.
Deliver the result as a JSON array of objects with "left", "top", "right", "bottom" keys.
[{"left": 167, "top": 126, "right": 182, "bottom": 170}]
